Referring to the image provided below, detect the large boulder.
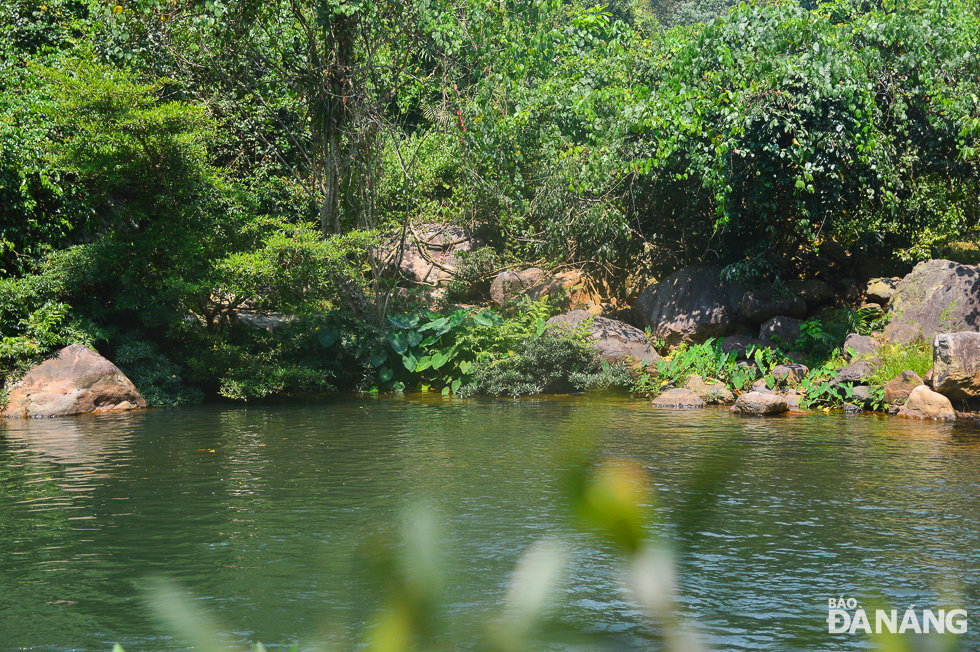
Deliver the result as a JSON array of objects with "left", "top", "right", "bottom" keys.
[
  {"left": 741, "top": 288, "right": 807, "bottom": 323},
  {"left": 4, "top": 344, "right": 147, "bottom": 418},
  {"left": 759, "top": 316, "right": 803, "bottom": 344},
  {"left": 373, "top": 223, "right": 481, "bottom": 286},
  {"left": 635, "top": 266, "right": 744, "bottom": 346},
  {"left": 884, "top": 259, "right": 980, "bottom": 344},
  {"left": 730, "top": 392, "right": 788, "bottom": 415},
  {"left": 897, "top": 385, "right": 955, "bottom": 421},
  {"left": 490, "top": 268, "right": 547, "bottom": 305},
  {"left": 683, "top": 374, "right": 735, "bottom": 405},
  {"left": 784, "top": 279, "right": 836, "bottom": 309},
  {"left": 651, "top": 388, "right": 705, "bottom": 409},
  {"left": 932, "top": 332, "right": 980, "bottom": 404},
  {"left": 883, "top": 370, "right": 923, "bottom": 405},
  {"left": 546, "top": 310, "right": 660, "bottom": 365}
]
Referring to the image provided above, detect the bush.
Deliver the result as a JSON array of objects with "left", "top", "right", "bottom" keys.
[{"left": 462, "top": 333, "right": 628, "bottom": 397}]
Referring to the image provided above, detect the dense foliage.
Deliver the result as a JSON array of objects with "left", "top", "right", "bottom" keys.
[{"left": 1, "top": 0, "right": 978, "bottom": 402}]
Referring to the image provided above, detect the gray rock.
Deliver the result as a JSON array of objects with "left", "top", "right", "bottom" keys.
[
  {"left": 834, "top": 360, "right": 875, "bottom": 384},
  {"left": 883, "top": 370, "right": 923, "bottom": 405},
  {"left": 741, "top": 288, "right": 807, "bottom": 323},
  {"left": 651, "top": 387, "right": 705, "bottom": 409},
  {"left": 4, "top": 344, "right": 147, "bottom": 418},
  {"left": 635, "top": 266, "right": 744, "bottom": 347},
  {"left": 490, "top": 268, "right": 547, "bottom": 305},
  {"left": 932, "top": 332, "right": 980, "bottom": 404},
  {"left": 781, "top": 389, "right": 803, "bottom": 409},
  {"left": 885, "top": 259, "right": 980, "bottom": 344},
  {"left": 524, "top": 270, "right": 601, "bottom": 310},
  {"left": 784, "top": 279, "right": 836, "bottom": 308},
  {"left": 751, "top": 378, "right": 774, "bottom": 394},
  {"left": 759, "top": 316, "right": 803, "bottom": 344},
  {"left": 851, "top": 385, "right": 874, "bottom": 409},
  {"left": 772, "top": 363, "right": 809, "bottom": 385},
  {"left": 842, "top": 402, "right": 864, "bottom": 414},
  {"left": 865, "top": 277, "right": 901, "bottom": 305},
  {"left": 546, "top": 310, "right": 660, "bottom": 365},
  {"left": 730, "top": 391, "right": 788, "bottom": 415},
  {"left": 843, "top": 333, "right": 879, "bottom": 359},
  {"left": 897, "top": 385, "right": 956, "bottom": 421},
  {"left": 683, "top": 374, "right": 735, "bottom": 405}
]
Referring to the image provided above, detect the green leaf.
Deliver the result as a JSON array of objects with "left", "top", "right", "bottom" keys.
[
  {"left": 431, "top": 350, "right": 452, "bottom": 370},
  {"left": 472, "top": 310, "right": 501, "bottom": 327},
  {"left": 387, "top": 313, "right": 419, "bottom": 329},
  {"left": 402, "top": 352, "right": 419, "bottom": 372},
  {"left": 392, "top": 381, "right": 405, "bottom": 391},
  {"left": 317, "top": 328, "right": 339, "bottom": 348},
  {"left": 451, "top": 378, "right": 462, "bottom": 393},
  {"left": 458, "top": 360, "right": 473, "bottom": 374},
  {"left": 417, "top": 316, "right": 449, "bottom": 333},
  {"left": 390, "top": 331, "right": 409, "bottom": 355},
  {"left": 379, "top": 366, "right": 394, "bottom": 383},
  {"left": 370, "top": 348, "right": 388, "bottom": 367},
  {"left": 416, "top": 355, "right": 433, "bottom": 371},
  {"left": 408, "top": 331, "right": 424, "bottom": 348}
]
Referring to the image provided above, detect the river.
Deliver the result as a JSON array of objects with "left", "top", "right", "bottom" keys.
[{"left": 1, "top": 395, "right": 978, "bottom": 650}]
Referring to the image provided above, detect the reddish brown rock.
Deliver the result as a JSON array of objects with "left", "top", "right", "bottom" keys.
[
  {"left": 883, "top": 370, "right": 923, "bottom": 405},
  {"left": 4, "top": 344, "right": 147, "bottom": 418}
]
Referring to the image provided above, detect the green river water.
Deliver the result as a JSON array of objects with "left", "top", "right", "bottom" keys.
[{"left": 1, "top": 395, "right": 978, "bottom": 650}]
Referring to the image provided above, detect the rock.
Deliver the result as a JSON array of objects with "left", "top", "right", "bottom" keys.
[
  {"left": 925, "top": 367, "right": 936, "bottom": 387},
  {"left": 651, "top": 387, "right": 705, "bottom": 409},
  {"left": 772, "top": 363, "right": 809, "bottom": 385},
  {"left": 683, "top": 374, "right": 735, "bottom": 404},
  {"left": 720, "top": 335, "right": 771, "bottom": 360},
  {"left": 842, "top": 402, "right": 864, "bottom": 414},
  {"left": 741, "top": 288, "right": 807, "bottom": 323},
  {"left": 730, "top": 392, "right": 788, "bottom": 415},
  {"left": 884, "top": 259, "right": 980, "bottom": 344},
  {"left": 897, "top": 385, "right": 956, "bottom": 421},
  {"left": 759, "top": 316, "right": 803, "bottom": 344},
  {"left": 781, "top": 389, "right": 803, "bottom": 409},
  {"left": 4, "top": 344, "right": 147, "bottom": 418},
  {"left": 851, "top": 385, "right": 873, "bottom": 409},
  {"left": 834, "top": 360, "right": 875, "bottom": 384},
  {"left": 751, "top": 378, "right": 773, "bottom": 394},
  {"left": 524, "top": 270, "right": 602, "bottom": 310},
  {"left": 932, "top": 332, "right": 980, "bottom": 404},
  {"left": 835, "top": 278, "right": 861, "bottom": 302},
  {"left": 843, "top": 333, "right": 879, "bottom": 359},
  {"left": 883, "top": 370, "right": 923, "bottom": 405},
  {"left": 490, "top": 268, "right": 547, "bottom": 305},
  {"left": 546, "top": 310, "right": 660, "bottom": 365},
  {"left": 784, "top": 279, "right": 836, "bottom": 309},
  {"left": 373, "top": 223, "right": 481, "bottom": 286},
  {"left": 634, "top": 266, "right": 744, "bottom": 346},
  {"left": 865, "top": 277, "right": 901, "bottom": 305}
]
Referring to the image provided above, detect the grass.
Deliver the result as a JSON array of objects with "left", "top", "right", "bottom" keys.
[{"left": 868, "top": 342, "right": 933, "bottom": 386}]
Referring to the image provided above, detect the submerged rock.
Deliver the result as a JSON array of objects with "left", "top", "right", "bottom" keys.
[
  {"left": 4, "top": 344, "right": 147, "bottom": 418},
  {"left": 651, "top": 388, "right": 705, "bottom": 409},
  {"left": 730, "top": 391, "right": 788, "bottom": 415},
  {"left": 897, "top": 385, "right": 955, "bottom": 421}
]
